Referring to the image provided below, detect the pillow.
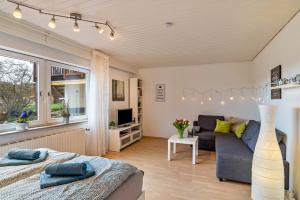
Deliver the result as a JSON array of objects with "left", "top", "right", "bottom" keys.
[
  {"left": 214, "top": 119, "right": 231, "bottom": 133},
  {"left": 234, "top": 122, "right": 246, "bottom": 138},
  {"left": 241, "top": 120, "right": 260, "bottom": 152},
  {"left": 198, "top": 115, "right": 225, "bottom": 131},
  {"left": 242, "top": 120, "right": 286, "bottom": 152},
  {"left": 227, "top": 117, "right": 246, "bottom": 132}
]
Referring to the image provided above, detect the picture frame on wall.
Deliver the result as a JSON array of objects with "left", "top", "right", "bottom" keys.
[
  {"left": 156, "top": 84, "right": 166, "bottom": 102},
  {"left": 270, "top": 65, "right": 282, "bottom": 99},
  {"left": 112, "top": 79, "right": 125, "bottom": 101}
]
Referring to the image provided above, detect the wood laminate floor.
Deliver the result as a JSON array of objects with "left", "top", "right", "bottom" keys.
[{"left": 105, "top": 137, "right": 251, "bottom": 200}]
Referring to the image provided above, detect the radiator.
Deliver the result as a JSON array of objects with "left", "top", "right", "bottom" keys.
[{"left": 0, "top": 129, "right": 86, "bottom": 156}]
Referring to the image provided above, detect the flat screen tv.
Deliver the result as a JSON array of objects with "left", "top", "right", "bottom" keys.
[{"left": 117, "top": 108, "right": 133, "bottom": 127}]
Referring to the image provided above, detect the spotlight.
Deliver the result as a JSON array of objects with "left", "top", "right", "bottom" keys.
[
  {"left": 73, "top": 20, "right": 80, "bottom": 32},
  {"left": 200, "top": 101, "right": 204, "bottom": 105},
  {"left": 208, "top": 97, "right": 212, "bottom": 101},
  {"left": 220, "top": 100, "right": 225, "bottom": 105},
  {"left": 229, "top": 96, "right": 234, "bottom": 101},
  {"left": 241, "top": 96, "right": 246, "bottom": 100},
  {"left": 48, "top": 16, "right": 56, "bottom": 29},
  {"left": 181, "top": 96, "right": 185, "bottom": 101},
  {"left": 110, "top": 32, "right": 115, "bottom": 40},
  {"left": 13, "top": 4, "right": 22, "bottom": 19},
  {"left": 96, "top": 24, "right": 104, "bottom": 34}
]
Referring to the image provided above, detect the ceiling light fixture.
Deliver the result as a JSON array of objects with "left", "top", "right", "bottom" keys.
[
  {"left": 73, "top": 19, "right": 80, "bottom": 32},
  {"left": 110, "top": 32, "right": 115, "bottom": 40},
  {"left": 13, "top": 4, "right": 22, "bottom": 19},
  {"left": 48, "top": 16, "right": 56, "bottom": 29},
  {"left": 7, "top": 0, "right": 116, "bottom": 40},
  {"left": 95, "top": 24, "right": 104, "bottom": 34}
]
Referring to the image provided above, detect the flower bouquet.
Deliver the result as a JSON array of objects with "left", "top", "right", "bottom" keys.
[
  {"left": 15, "top": 110, "right": 32, "bottom": 131},
  {"left": 173, "top": 118, "right": 190, "bottom": 139}
]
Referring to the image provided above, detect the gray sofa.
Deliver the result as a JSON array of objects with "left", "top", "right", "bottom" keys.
[{"left": 193, "top": 115, "right": 289, "bottom": 190}]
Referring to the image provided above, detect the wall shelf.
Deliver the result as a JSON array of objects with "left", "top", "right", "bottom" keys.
[{"left": 271, "top": 83, "right": 300, "bottom": 90}]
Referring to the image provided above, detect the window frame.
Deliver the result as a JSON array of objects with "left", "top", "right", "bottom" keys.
[
  {"left": 46, "top": 61, "right": 89, "bottom": 124},
  {"left": 0, "top": 49, "right": 89, "bottom": 133}
]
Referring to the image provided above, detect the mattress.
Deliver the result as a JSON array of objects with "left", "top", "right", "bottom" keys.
[
  {"left": 106, "top": 170, "right": 144, "bottom": 200},
  {"left": 0, "top": 149, "right": 78, "bottom": 188}
]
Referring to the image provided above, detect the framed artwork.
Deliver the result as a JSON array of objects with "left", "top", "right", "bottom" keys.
[
  {"left": 112, "top": 79, "right": 125, "bottom": 101},
  {"left": 156, "top": 84, "right": 166, "bottom": 102},
  {"left": 271, "top": 65, "right": 282, "bottom": 99}
]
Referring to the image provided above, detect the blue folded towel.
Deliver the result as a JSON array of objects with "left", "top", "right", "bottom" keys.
[
  {"left": 45, "top": 162, "right": 87, "bottom": 176},
  {"left": 0, "top": 150, "right": 48, "bottom": 167},
  {"left": 40, "top": 161, "right": 95, "bottom": 189},
  {"left": 8, "top": 148, "right": 41, "bottom": 160}
]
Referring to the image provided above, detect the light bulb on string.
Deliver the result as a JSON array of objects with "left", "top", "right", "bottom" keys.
[
  {"left": 110, "top": 31, "right": 115, "bottom": 40},
  {"left": 181, "top": 96, "right": 185, "bottom": 101},
  {"left": 73, "top": 19, "right": 80, "bottom": 32},
  {"left": 229, "top": 88, "right": 234, "bottom": 100}
]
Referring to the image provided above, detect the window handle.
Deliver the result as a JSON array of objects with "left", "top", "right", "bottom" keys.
[
  {"left": 39, "top": 91, "right": 43, "bottom": 97},
  {"left": 47, "top": 92, "right": 51, "bottom": 97}
]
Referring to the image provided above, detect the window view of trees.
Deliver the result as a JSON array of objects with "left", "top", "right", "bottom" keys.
[{"left": 0, "top": 56, "right": 37, "bottom": 124}]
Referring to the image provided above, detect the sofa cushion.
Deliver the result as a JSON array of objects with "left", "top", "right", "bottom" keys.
[
  {"left": 214, "top": 119, "right": 231, "bottom": 133},
  {"left": 194, "top": 131, "right": 216, "bottom": 141},
  {"left": 215, "top": 134, "right": 253, "bottom": 183},
  {"left": 198, "top": 115, "right": 225, "bottom": 131},
  {"left": 242, "top": 120, "right": 286, "bottom": 152},
  {"left": 241, "top": 120, "right": 260, "bottom": 152}
]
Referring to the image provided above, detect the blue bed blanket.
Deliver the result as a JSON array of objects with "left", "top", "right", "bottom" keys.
[{"left": 0, "top": 155, "right": 138, "bottom": 200}]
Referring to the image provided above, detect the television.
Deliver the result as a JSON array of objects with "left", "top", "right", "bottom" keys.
[{"left": 117, "top": 108, "right": 133, "bottom": 127}]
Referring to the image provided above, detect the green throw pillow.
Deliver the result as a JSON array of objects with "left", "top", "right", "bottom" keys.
[
  {"left": 234, "top": 122, "right": 246, "bottom": 138},
  {"left": 214, "top": 119, "right": 231, "bottom": 133}
]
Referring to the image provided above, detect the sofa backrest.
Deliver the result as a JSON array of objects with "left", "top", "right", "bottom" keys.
[
  {"left": 198, "top": 115, "right": 225, "bottom": 131},
  {"left": 242, "top": 120, "right": 286, "bottom": 154}
]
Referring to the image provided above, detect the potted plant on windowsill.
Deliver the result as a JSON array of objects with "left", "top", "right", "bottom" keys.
[
  {"left": 61, "top": 101, "right": 70, "bottom": 124},
  {"left": 15, "top": 110, "right": 32, "bottom": 131}
]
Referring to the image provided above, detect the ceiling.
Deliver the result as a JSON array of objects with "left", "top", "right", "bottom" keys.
[{"left": 0, "top": 0, "right": 299, "bottom": 68}]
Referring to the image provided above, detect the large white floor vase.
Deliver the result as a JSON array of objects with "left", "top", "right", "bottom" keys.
[{"left": 251, "top": 105, "right": 284, "bottom": 200}]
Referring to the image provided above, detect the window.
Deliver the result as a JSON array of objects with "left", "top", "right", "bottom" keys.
[
  {"left": 0, "top": 49, "right": 89, "bottom": 132},
  {"left": 0, "top": 53, "right": 39, "bottom": 126},
  {"left": 49, "top": 62, "right": 88, "bottom": 121}
]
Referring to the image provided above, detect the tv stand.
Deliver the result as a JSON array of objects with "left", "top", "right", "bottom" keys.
[{"left": 109, "top": 123, "right": 142, "bottom": 152}]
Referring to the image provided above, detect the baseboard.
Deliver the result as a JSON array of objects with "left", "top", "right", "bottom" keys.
[{"left": 137, "top": 191, "right": 145, "bottom": 200}]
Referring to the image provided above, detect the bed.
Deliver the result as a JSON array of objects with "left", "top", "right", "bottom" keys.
[
  {"left": 0, "top": 149, "right": 78, "bottom": 188},
  {"left": 0, "top": 153, "right": 144, "bottom": 200}
]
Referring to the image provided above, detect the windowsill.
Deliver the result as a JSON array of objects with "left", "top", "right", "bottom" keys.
[{"left": 0, "top": 120, "right": 88, "bottom": 136}]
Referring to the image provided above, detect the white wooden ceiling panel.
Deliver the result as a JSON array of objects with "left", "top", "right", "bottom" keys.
[{"left": 0, "top": 0, "right": 299, "bottom": 68}]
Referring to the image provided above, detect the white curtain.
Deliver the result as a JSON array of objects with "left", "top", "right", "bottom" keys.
[{"left": 86, "top": 50, "right": 109, "bottom": 156}]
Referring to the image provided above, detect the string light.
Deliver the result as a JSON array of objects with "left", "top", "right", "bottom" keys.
[
  {"left": 13, "top": 4, "right": 22, "bottom": 19},
  {"left": 180, "top": 85, "right": 269, "bottom": 104},
  {"left": 73, "top": 20, "right": 80, "bottom": 32},
  {"left": 48, "top": 16, "right": 56, "bottom": 29},
  {"left": 181, "top": 96, "right": 185, "bottom": 101}
]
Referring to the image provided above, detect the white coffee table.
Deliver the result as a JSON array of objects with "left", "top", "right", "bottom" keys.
[{"left": 167, "top": 135, "right": 199, "bottom": 164}]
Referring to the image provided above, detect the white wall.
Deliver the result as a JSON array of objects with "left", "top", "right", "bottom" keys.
[
  {"left": 252, "top": 12, "right": 300, "bottom": 196},
  {"left": 109, "top": 67, "right": 134, "bottom": 122},
  {"left": 139, "top": 62, "right": 257, "bottom": 138}
]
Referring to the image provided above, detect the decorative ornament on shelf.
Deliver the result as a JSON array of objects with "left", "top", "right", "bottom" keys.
[
  {"left": 251, "top": 105, "right": 284, "bottom": 200},
  {"left": 8, "top": 0, "right": 116, "bottom": 40},
  {"left": 61, "top": 101, "right": 70, "bottom": 124},
  {"left": 173, "top": 118, "right": 190, "bottom": 139},
  {"left": 109, "top": 121, "right": 116, "bottom": 129}
]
